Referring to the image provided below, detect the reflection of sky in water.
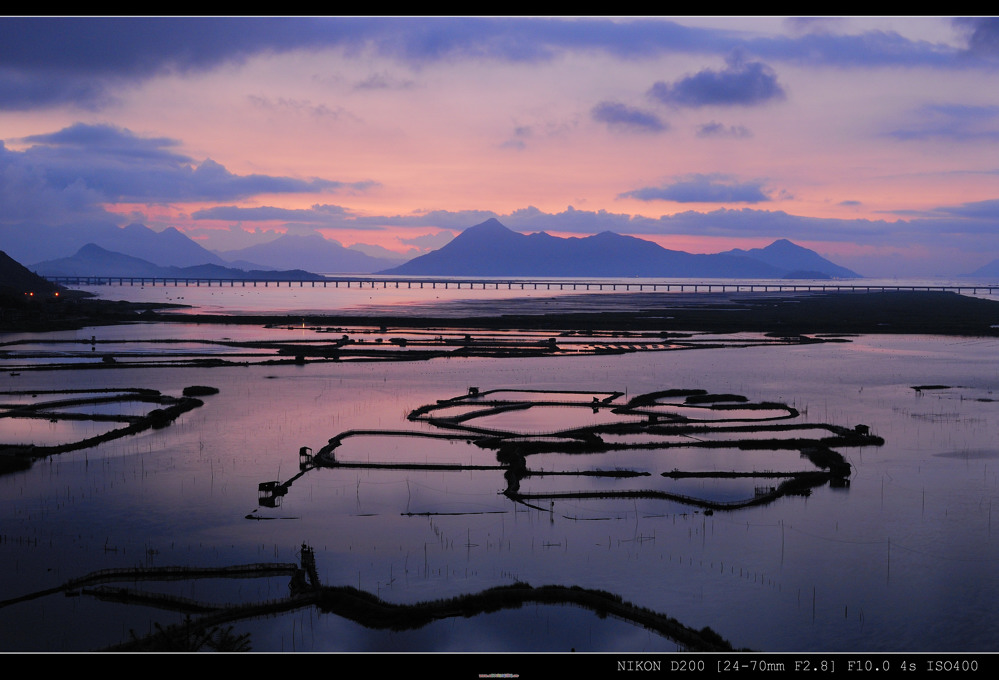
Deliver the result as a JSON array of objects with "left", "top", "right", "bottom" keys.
[
  {"left": 1, "top": 417, "right": 122, "bottom": 445},
  {"left": 332, "top": 435, "right": 493, "bottom": 466},
  {"left": 468, "top": 405, "right": 644, "bottom": 434},
  {"left": 526, "top": 447, "right": 818, "bottom": 474},
  {"left": 1, "top": 323, "right": 998, "bottom": 652}
]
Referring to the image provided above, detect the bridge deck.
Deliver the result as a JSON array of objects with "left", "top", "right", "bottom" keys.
[{"left": 43, "top": 276, "right": 999, "bottom": 295}]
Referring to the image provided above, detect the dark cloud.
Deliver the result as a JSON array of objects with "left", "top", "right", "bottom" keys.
[
  {"left": 22, "top": 122, "right": 190, "bottom": 164},
  {"left": 620, "top": 174, "right": 771, "bottom": 203},
  {"left": 748, "top": 28, "right": 959, "bottom": 69},
  {"left": 0, "top": 17, "right": 343, "bottom": 110},
  {"left": 591, "top": 101, "right": 667, "bottom": 133},
  {"left": 648, "top": 55, "right": 786, "bottom": 108},
  {"left": 696, "top": 121, "right": 752, "bottom": 138},
  {"left": 933, "top": 197, "right": 999, "bottom": 220},
  {"left": 0, "top": 17, "right": 713, "bottom": 109},
  {"left": 0, "top": 141, "right": 110, "bottom": 224},
  {"left": 1, "top": 123, "right": 377, "bottom": 222},
  {"left": 0, "top": 17, "right": 974, "bottom": 111},
  {"left": 954, "top": 17, "right": 999, "bottom": 58}
]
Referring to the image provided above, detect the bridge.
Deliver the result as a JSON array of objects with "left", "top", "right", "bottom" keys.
[{"left": 43, "top": 275, "right": 999, "bottom": 295}]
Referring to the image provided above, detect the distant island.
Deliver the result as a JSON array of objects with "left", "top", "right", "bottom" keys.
[{"left": 380, "top": 219, "right": 860, "bottom": 279}]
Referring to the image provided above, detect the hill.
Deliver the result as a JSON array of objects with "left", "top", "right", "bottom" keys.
[
  {"left": 381, "top": 219, "right": 856, "bottom": 278},
  {"left": 31, "top": 244, "right": 326, "bottom": 281},
  {"left": 0, "top": 250, "right": 62, "bottom": 295},
  {"left": 721, "top": 239, "right": 859, "bottom": 278},
  {"left": 2, "top": 222, "right": 228, "bottom": 269}
]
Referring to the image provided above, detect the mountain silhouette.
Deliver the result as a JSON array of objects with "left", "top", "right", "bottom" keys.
[
  {"left": 966, "top": 259, "right": 999, "bottom": 278},
  {"left": 216, "top": 232, "right": 401, "bottom": 273},
  {"left": 721, "top": 239, "right": 859, "bottom": 278},
  {"left": 381, "top": 219, "right": 855, "bottom": 278},
  {"left": 31, "top": 244, "right": 324, "bottom": 280},
  {"left": 0, "top": 250, "right": 62, "bottom": 295}
]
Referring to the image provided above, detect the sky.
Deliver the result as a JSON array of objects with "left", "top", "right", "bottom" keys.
[{"left": 3, "top": 16, "right": 999, "bottom": 276}]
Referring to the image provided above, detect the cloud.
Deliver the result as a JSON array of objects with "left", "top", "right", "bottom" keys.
[
  {"left": 192, "top": 204, "right": 356, "bottom": 222},
  {"left": 0, "top": 123, "right": 378, "bottom": 227},
  {"left": 932, "top": 197, "right": 999, "bottom": 220},
  {"left": 353, "top": 71, "right": 415, "bottom": 90},
  {"left": 9, "top": 123, "right": 376, "bottom": 204},
  {"left": 954, "top": 17, "right": 999, "bottom": 58},
  {"left": 21, "top": 122, "right": 190, "bottom": 164},
  {"left": 619, "top": 174, "right": 771, "bottom": 203},
  {"left": 0, "top": 18, "right": 977, "bottom": 112},
  {"left": 400, "top": 231, "right": 456, "bottom": 251},
  {"left": 247, "top": 95, "right": 353, "bottom": 121},
  {"left": 783, "top": 17, "right": 849, "bottom": 36},
  {"left": 648, "top": 54, "right": 786, "bottom": 108},
  {"left": 591, "top": 101, "right": 667, "bottom": 133},
  {"left": 696, "top": 121, "right": 752, "bottom": 138},
  {"left": 0, "top": 141, "right": 110, "bottom": 224},
  {"left": 886, "top": 103, "right": 999, "bottom": 142}
]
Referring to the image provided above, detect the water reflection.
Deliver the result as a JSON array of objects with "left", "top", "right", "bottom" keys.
[{"left": 1, "top": 322, "right": 998, "bottom": 651}]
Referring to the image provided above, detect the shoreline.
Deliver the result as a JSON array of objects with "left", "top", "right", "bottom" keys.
[
  {"left": 129, "top": 290, "right": 999, "bottom": 336},
  {"left": 4, "top": 289, "right": 999, "bottom": 336}
]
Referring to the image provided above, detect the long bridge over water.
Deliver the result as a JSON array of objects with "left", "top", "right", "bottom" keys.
[{"left": 44, "top": 275, "right": 999, "bottom": 296}]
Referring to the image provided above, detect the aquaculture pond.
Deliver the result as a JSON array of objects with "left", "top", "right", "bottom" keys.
[{"left": 1, "top": 320, "right": 998, "bottom": 652}]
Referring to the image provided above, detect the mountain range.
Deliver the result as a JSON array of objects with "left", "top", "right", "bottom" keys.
[
  {"left": 6, "top": 218, "right": 864, "bottom": 279},
  {"left": 381, "top": 219, "right": 860, "bottom": 279},
  {"left": 1, "top": 222, "right": 401, "bottom": 274},
  {"left": 31, "top": 244, "right": 324, "bottom": 281}
]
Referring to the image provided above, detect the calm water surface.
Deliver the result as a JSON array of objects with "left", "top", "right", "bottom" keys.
[{"left": 1, "top": 285, "right": 998, "bottom": 651}]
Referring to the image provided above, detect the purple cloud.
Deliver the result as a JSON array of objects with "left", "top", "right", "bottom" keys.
[
  {"left": 648, "top": 55, "right": 786, "bottom": 108},
  {"left": 12, "top": 123, "right": 376, "bottom": 204},
  {"left": 696, "top": 121, "right": 752, "bottom": 138},
  {"left": 0, "top": 18, "right": 976, "bottom": 112},
  {"left": 591, "top": 101, "right": 667, "bottom": 133},
  {"left": 620, "top": 174, "right": 771, "bottom": 203}
]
